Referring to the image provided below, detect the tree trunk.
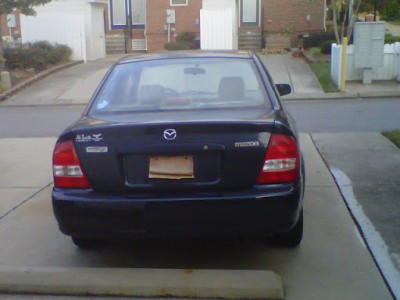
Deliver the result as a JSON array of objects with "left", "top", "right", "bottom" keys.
[
  {"left": 332, "top": 0, "right": 341, "bottom": 44},
  {"left": 341, "top": 2, "right": 349, "bottom": 42},
  {"left": 347, "top": 0, "right": 361, "bottom": 42},
  {"left": 332, "top": 0, "right": 342, "bottom": 45},
  {"left": 0, "top": 14, "right": 4, "bottom": 57}
]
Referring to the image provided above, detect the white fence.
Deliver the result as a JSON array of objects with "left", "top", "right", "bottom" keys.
[
  {"left": 331, "top": 42, "right": 400, "bottom": 87},
  {"left": 200, "top": 9, "right": 234, "bottom": 50}
]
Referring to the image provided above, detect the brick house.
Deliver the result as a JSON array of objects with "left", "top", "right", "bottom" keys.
[
  {"left": 2, "top": 0, "right": 325, "bottom": 58},
  {"left": 104, "top": 0, "right": 202, "bottom": 53},
  {"left": 106, "top": 0, "right": 326, "bottom": 53}
]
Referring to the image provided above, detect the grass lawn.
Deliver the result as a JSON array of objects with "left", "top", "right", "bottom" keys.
[
  {"left": 309, "top": 62, "right": 339, "bottom": 93},
  {"left": 382, "top": 130, "right": 400, "bottom": 149}
]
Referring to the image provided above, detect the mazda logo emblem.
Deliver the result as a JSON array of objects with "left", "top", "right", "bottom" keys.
[{"left": 163, "top": 129, "right": 177, "bottom": 140}]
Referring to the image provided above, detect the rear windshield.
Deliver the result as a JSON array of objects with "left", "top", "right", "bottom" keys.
[{"left": 88, "top": 58, "right": 271, "bottom": 116}]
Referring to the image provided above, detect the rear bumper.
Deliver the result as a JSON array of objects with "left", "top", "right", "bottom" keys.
[{"left": 52, "top": 182, "right": 303, "bottom": 239}]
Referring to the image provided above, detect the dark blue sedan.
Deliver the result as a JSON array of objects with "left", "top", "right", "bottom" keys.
[{"left": 52, "top": 52, "right": 305, "bottom": 247}]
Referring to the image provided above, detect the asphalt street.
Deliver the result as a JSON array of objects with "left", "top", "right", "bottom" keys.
[{"left": 0, "top": 98, "right": 399, "bottom": 138}]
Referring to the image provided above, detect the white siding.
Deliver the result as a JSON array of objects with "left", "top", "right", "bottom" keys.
[{"left": 20, "top": 0, "right": 106, "bottom": 62}]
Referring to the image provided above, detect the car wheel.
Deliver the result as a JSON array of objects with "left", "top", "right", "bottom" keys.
[
  {"left": 71, "top": 237, "right": 99, "bottom": 248},
  {"left": 273, "top": 209, "right": 303, "bottom": 247}
]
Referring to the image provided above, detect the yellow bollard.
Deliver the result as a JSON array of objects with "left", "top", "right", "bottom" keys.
[{"left": 340, "top": 37, "right": 348, "bottom": 92}]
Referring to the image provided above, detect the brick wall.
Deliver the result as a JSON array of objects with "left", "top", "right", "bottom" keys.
[
  {"left": 102, "top": 0, "right": 326, "bottom": 52},
  {"left": 146, "top": 0, "right": 202, "bottom": 52},
  {"left": 263, "top": 0, "right": 325, "bottom": 45},
  {"left": 0, "top": 11, "right": 21, "bottom": 41}
]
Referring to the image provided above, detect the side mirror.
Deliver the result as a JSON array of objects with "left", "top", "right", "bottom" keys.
[{"left": 276, "top": 84, "right": 292, "bottom": 96}]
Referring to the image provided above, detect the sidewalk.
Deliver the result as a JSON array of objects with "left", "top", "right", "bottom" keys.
[
  {"left": 0, "top": 55, "right": 127, "bottom": 107},
  {"left": 260, "top": 53, "right": 400, "bottom": 101},
  {"left": 0, "top": 52, "right": 399, "bottom": 107}
]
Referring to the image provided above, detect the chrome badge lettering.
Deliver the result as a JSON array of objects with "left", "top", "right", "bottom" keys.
[
  {"left": 235, "top": 141, "right": 260, "bottom": 148},
  {"left": 92, "top": 134, "right": 103, "bottom": 142},
  {"left": 86, "top": 146, "right": 108, "bottom": 153},
  {"left": 76, "top": 133, "right": 103, "bottom": 143}
]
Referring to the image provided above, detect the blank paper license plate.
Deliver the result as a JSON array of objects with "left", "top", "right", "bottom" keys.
[{"left": 149, "top": 156, "right": 194, "bottom": 179}]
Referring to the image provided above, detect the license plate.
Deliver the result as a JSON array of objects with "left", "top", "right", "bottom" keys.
[{"left": 149, "top": 156, "right": 194, "bottom": 179}]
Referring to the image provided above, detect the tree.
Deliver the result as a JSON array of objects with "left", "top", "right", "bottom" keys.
[
  {"left": 0, "top": 0, "right": 52, "bottom": 56},
  {"left": 331, "top": 0, "right": 363, "bottom": 44},
  {"left": 380, "top": 0, "right": 400, "bottom": 20}
]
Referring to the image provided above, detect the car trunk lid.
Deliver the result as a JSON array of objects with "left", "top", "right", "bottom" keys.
[{"left": 68, "top": 111, "right": 275, "bottom": 192}]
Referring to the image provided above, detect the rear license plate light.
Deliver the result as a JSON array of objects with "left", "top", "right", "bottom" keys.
[{"left": 149, "top": 156, "right": 194, "bottom": 179}]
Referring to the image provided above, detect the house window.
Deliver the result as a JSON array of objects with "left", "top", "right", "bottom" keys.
[
  {"left": 171, "top": 0, "right": 188, "bottom": 6},
  {"left": 110, "top": 0, "right": 146, "bottom": 29},
  {"left": 132, "top": 0, "right": 146, "bottom": 25},
  {"left": 112, "top": 0, "right": 127, "bottom": 25}
]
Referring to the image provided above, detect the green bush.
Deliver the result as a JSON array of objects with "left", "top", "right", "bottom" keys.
[
  {"left": 381, "top": 0, "right": 400, "bottom": 21},
  {"left": 164, "top": 42, "right": 192, "bottom": 51},
  {"left": 320, "top": 40, "right": 334, "bottom": 55},
  {"left": 385, "top": 33, "right": 400, "bottom": 44},
  {"left": 309, "top": 47, "right": 322, "bottom": 57},
  {"left": 304, "top": 31, "right": 336, "bottom": 49},
  {"left": 3, "top": 41, "right": 72, "bottom": 70},
  {"left": 31, "top": 41, "right": 54, "bottom": 52},
  {"left": 174, "top": 30, "right": 199, "bottom": 50},
  {"left": 49, "top": 45, "right": 72, "bottom": 64},
  {"left": 177, "top": 31, "right": 196, "bottom": 43}
]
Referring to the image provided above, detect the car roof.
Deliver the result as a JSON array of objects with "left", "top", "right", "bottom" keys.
[{"left": 118, "top": 50, "right": 254, "bottom": 64}]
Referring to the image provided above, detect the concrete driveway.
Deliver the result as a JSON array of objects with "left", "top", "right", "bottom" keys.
[
  {"left": 0, "top": 135, "right": 392, "bottom": 300},
  {"left": 0, "top": 54, "right": 396, "bottom": 299}
]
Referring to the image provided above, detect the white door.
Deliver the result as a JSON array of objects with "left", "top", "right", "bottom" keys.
[
  {"left": 90, "top": 4, "right": 106, "bottom": 60},
  {"left": 200, "top": 9, "right": 234, "bottom": 50}
]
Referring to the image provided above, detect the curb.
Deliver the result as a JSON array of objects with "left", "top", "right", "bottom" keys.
[
  {"left": 284, "top": 92, "right": 400, "bottom": 101},
  {"left": 0, "top": 267, "right": 284, "bottom": 299},
  {"left": 0, "top": 61, "right": 84, "bottom": 102}
]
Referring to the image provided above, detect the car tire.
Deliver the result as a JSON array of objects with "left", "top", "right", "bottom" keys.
[
  {"left": 273, "top": 209, "right": 303, "bottom": 247},
  {"left": 71, "top": 237, "right": 99, "bottom": 248}
]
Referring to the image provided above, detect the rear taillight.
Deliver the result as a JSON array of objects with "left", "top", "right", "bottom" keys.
[
  {"left": 256, "top": 134, "right": 300, "bottom": 184},
  {"left": 52, "top": 141, "right": 91, "bottom": 189}
]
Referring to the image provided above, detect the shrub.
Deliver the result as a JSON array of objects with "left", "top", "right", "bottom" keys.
[
  {"left": 381, "top": 0, "right": 400, "bottom": 21},
  {"left": 174, "top": 30, "right": 199, "bottom": 50},
  {"left": 31, "top": 41, "right": 54, "bottom": 52},
  {"left": 3, "top": 41, "right": 72, "bottom": 70},
  {"left": 309, "top": 47, "right": 322, "bottom": 57},
  {"left": 177, "top": 31, "right": 196, "bottom": 43},
  {"left": 385, "top": 33, "right": 400, "bottom": 44},
  {"left": 49, "top": 45, "right": 72, "bottom": 64},
  {"left": 320, "top": 40, "right": 334, "bottom": 55},
  {"left": 304, "top": 31, "right": 336, "bottom": 49},
  {"left": 164, "top": 42, "right": 192, "bottom": 51}
]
